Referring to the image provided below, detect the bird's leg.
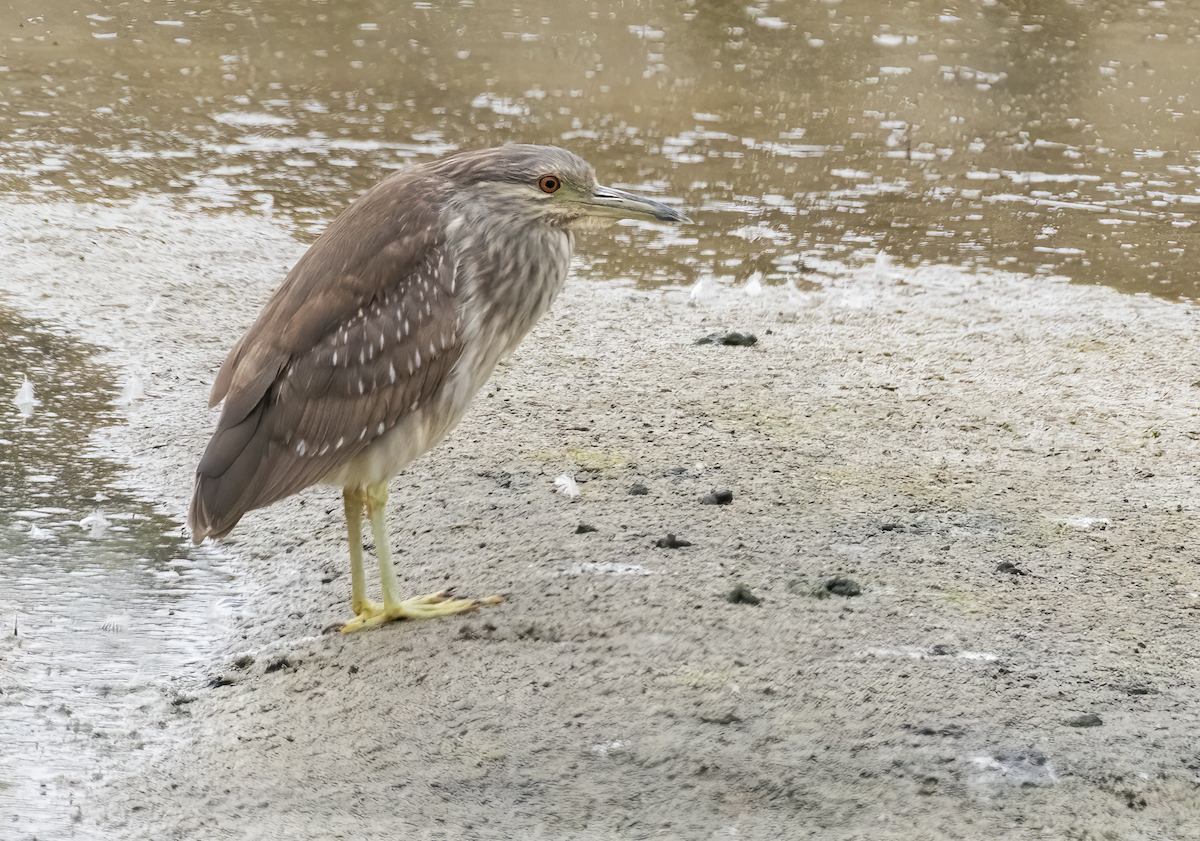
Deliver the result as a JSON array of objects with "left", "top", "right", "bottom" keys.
[
  {"left": 343, "top": 486, "right": 377, "bottom": 617},
  {"left": 340, "top": 481, "right": 502, "bottom": 632},
  {"left": 368, "top": 481, "right": 406, "bottom": 615}
]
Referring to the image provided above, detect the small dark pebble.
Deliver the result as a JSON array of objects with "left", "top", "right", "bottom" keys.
[
  {"left": 726, "top": 583, "right": 761, "bottom": 605},
  {"left": 264, "top": 657, "right": 291, "bottom": 674},
  {"left": 233, "top": 654, "right": 255, "bottom": 669},
  {"left": 208, "top": 675, "right": 236, "bottom": 688},
  {"left": 171, "top": 695, "right": 196, "bottom": 707},
  {"left": 879, "top": 522, "right": 906, "bottom": 532},
  {"left": 516, "top": 623, "right": 560, "bottom": 642},
  {"left": 929, "top": 644, "right": 956, "bottom": 657},
  {"left": 695, "top": 331, "right": 758, "bottom": 347},
  {"left": 995, "top": 561, "right": 1027, "bottom": 575},
  {"left": 700, "top": 489, "right": 734, "bottom": 506},
  {"left": 348, "top": 665, "right": 359, "bottom": 674},
  {"left": 1065, "top": 713, "right": 1104, "bottom": 728},
  {"left": 484, "top": 470, "right": 513, "bottom": 488},
  {"left": 629, "top": 483, "right": 649, "bottom": 496},
  {"left": 788, "top": 577, "right": 862, "bottom": 598},
  {"left": 824, "top": 576, "right": 862, "bottom": 597},
  {"left": 575, "top": 523, "right": 598, "bottom": 534},
  {"left": 655, "top": 533, "right": 692, "bottom": 549},
  {"left": 905, "top": 723, "right": 966, "bottom": 738}
]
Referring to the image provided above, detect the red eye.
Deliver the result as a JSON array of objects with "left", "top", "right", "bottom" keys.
[{"left": 538, "top": 175, "right": 561, "bottom": 194}]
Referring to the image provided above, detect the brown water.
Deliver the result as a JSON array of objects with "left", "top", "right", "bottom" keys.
[{"left": 4, "top": 0, "right": 1199, "bottom": 297}]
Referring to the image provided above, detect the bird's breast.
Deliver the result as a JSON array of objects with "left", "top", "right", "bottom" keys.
[{"left": 321, "top": 223, "right": 574, "bottom": 490}]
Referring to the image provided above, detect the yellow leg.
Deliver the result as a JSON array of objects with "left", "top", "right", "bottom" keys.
[
  {"left": 340, "top": 481, "right": 502, "bottom": 632},
  {"left": 343, "top": 487, "right": 376, "bottom": 616}
]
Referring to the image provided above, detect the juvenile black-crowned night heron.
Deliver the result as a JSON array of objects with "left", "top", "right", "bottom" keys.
[{"left": 188, "top": 144, "right": 689, "bottom": 631}]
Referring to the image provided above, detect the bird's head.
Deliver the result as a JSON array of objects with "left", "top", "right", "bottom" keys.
[{"left": 429, "top": 144, "right": 691, "bottom": 232}]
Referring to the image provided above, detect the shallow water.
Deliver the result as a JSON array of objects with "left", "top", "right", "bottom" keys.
[
  {"left": 0, "top": 308, "right": 233, "bottom": 840},
  {"left": 3, "top": 0, "right": 1200, "bottom": 297}
]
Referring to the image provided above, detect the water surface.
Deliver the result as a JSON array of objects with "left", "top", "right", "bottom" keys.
[
  {"left": 3, "top": 0, "right": 1199, "bottom": 296},
  {"left": 0, "top": 307, "right": 233, "bottom": 840}
]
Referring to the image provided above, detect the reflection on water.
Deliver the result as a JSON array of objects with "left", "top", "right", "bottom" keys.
[
  {"left": 0, "top": 307, "right": 233, "bottom": 840},
  {"left": 2, "top": 1, "right": 1199, "bottom": 297}
]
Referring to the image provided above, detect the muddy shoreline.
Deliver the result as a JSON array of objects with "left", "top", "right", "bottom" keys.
[{"left": 4, "top": 201, "right": 1199, "bottom": 840}]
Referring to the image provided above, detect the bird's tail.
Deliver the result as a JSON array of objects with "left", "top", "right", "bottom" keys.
[
  {"left": 187, "top": 476, "right": 244, "bottom": 545},
  {"left": 187, "top": 399, "right": 271, "bottom": 544}
]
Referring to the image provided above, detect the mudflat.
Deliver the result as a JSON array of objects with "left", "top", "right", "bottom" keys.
[{"left": 4, "top": 201, "right": 1198, "bottom": 840}]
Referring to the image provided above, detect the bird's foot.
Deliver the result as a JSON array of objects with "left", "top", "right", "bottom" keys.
[{"left": 340, "top": 590, "right": 502, "bottom": 632}]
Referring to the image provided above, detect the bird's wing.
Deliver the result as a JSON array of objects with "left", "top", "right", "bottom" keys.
[{"left": 189, "top": 170, "right": 467, "bottom": 541}]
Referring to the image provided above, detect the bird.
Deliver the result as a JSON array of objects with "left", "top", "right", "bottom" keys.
[{"left": 188, "top": 144, "right": 690, "bottom": 631}]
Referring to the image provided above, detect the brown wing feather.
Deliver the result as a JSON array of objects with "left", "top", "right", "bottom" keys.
[{"left": 189, "top": 168, "right": 464, "bottom": 542}]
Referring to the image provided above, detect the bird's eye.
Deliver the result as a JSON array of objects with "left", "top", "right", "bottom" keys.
[{"left": 538, "top": 175, "right": 561, "bottom": 194}]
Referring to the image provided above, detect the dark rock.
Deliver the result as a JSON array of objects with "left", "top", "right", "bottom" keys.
[
  {"left": 788, "top": 577, "right": 862, "bottom": 598},
  {"left": 575, "top": 523, "right": 598, "bottom": 534},
  {"left": 1123, "top": 791, "right": 1148, "bottom": 810},
  {"left": 726, "top": 584, "right": 761, "bottom": 605},
  {"left": 695, "top": 331, "right": 758, "bottom": 347},
  {"left": 995, "top": 561, "right": 1027, "bottom": 575},
  {"left": 824, "top": 576, "right": 862, "bottom": 597},
  {"left": 264, "top": 657, "right": 291, "bottom": 674},
  {"left": 629, "top": 483, "right": 649, "bottom": 496},
  {"left": 655, "top": 533, "right": 692, "bottom": 549},
  {"left": 700, "top": 489, "right": 733, "bottom": 505},
  {"left": 208, "top": 675, "right": 236, "bottom": 688},
  {"left": 1065, "top": 713, "right": 1104, "bottom": 728}
]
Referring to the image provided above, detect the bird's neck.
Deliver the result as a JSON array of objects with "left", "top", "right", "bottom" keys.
[{"left": 445, "top": 207, "right": 575, "bottom": 384}]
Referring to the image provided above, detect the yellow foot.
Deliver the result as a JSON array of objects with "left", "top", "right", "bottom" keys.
[{"left": 340, "top": 591, "right": 503, "bottom": 632}]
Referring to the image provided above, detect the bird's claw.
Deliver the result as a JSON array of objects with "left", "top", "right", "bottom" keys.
[{"left": 340, "top": 590, "right": 503, "bottom": 632}]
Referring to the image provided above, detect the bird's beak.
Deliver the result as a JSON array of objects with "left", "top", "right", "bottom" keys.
[{"left": 582, "top": 184, "right": 692, "bottom": 224}]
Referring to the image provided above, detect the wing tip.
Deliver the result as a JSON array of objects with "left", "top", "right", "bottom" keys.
[{"left": 187, "top": 474, "right": 243, "bottom": 545}]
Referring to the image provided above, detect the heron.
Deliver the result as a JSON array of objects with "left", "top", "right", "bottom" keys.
[{"left": 187, "top": 144, "right": 690, "bottom": 631}]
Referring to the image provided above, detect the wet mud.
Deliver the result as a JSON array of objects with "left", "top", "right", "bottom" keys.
[{"left": 3, "top": 201, "right": 1199, "bottom": 840}]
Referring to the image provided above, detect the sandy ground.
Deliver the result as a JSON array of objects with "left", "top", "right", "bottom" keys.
[{"left": 4, "top": 200, "right": 1200, "bottom": 840}]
